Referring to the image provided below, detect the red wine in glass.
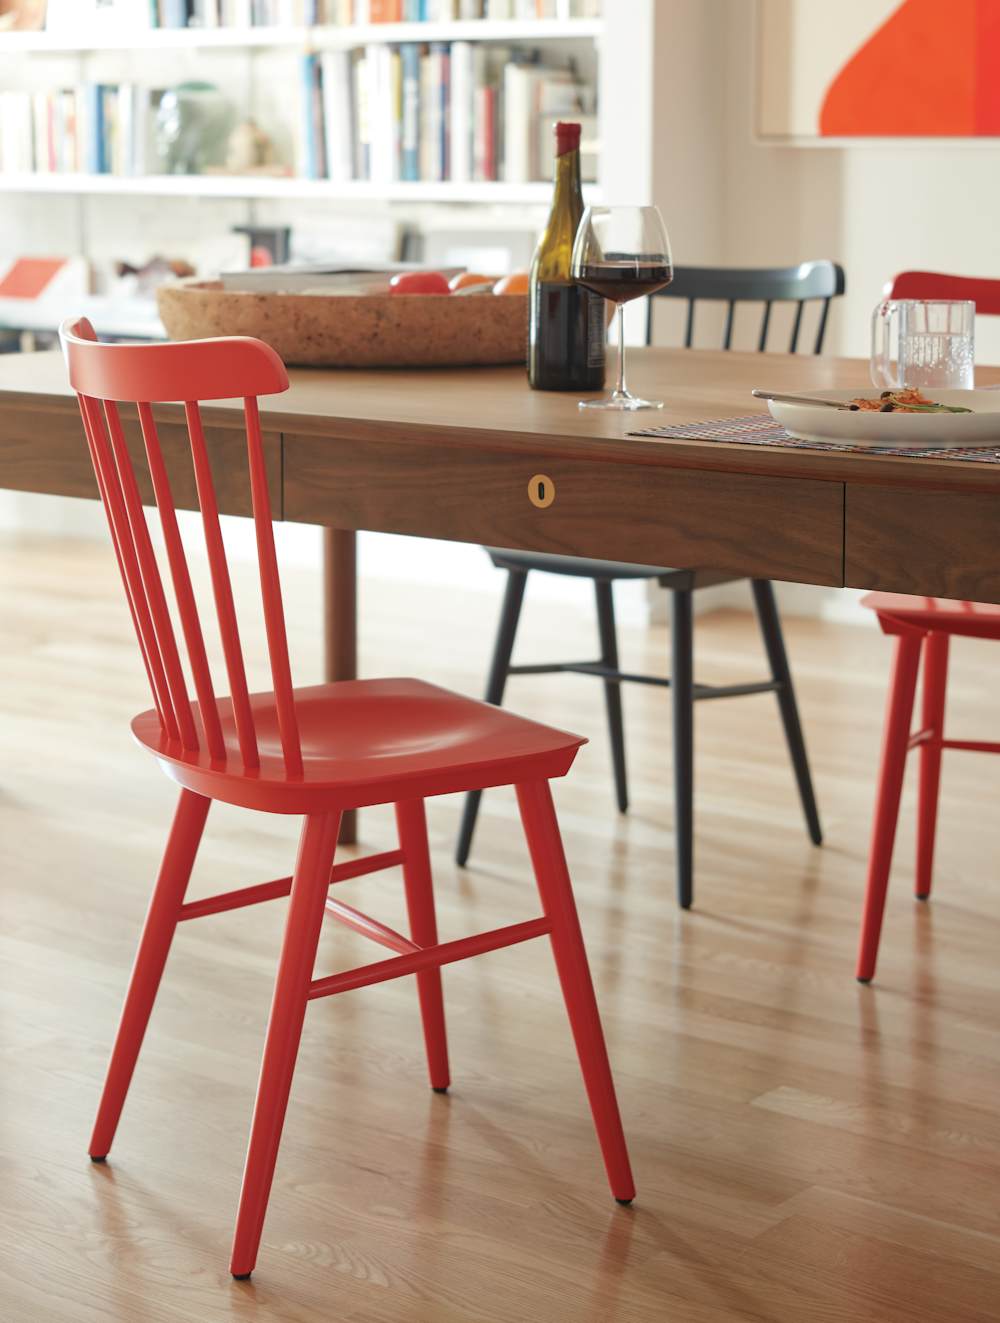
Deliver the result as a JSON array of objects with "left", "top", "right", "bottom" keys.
[
  {"left": 571, "top": 208, "right": 673, "bottom": 410},
  {"left": 575, "top": 259, "right": 673, "bottom": 305}
]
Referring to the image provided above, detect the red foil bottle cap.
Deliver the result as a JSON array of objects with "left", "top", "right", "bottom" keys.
[{"left": 554, "top": 121, "right": 581, "bottom": 155}]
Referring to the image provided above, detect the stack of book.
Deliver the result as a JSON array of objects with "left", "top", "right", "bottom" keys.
[
  {"left": 300, "top": 43, "right": 592, "bottom": 183},
  {"left": 0, "top": 85, "right": 162, "bottom": 176}
]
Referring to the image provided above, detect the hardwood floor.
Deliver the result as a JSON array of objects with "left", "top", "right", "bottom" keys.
[{"left": 2, "top": 530, "right": 999, "bottom": 1323}]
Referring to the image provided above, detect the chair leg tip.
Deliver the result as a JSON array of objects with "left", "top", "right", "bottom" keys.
[
  {"left": 231, "top": 1272, "right": 252, "bottom": 1281},
  {"left": 89, "top": 1154, "right": 108, "bottom": 1163},
  {"left": 615, "top": 1197, "right": 634, "bottom": 1206},
  {"left": 432, "top": 1086, "right": 449, "bottom": 1094},
  {"left": 856, "top": 976, "right": 872, "bottom": 984},
  {"left": 915, "top": 892, "right": 930, "bottom": 902}
]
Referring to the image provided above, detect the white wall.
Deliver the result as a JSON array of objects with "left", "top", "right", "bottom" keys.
[{"left": 720, "top": 0, "right": 1000, "bottom": 366}]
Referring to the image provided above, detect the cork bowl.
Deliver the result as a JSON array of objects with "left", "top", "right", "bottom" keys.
[{"left": 156, "top": 278, "right": 528, "bottom": 368}]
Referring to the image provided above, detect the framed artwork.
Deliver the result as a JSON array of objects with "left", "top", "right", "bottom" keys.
[{"left": 757, "top": 0, "right": 1000, "bottom": 139}]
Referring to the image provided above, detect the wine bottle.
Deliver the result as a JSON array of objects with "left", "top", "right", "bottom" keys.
[{"left": 528, "top": 121, "right": 606, "bottom": 392}]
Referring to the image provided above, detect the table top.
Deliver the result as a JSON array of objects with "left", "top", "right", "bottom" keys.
[{"left": 3, "top": 345, "right": 1000, "bottom": 493}]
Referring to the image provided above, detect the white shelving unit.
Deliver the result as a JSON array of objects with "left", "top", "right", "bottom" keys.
[{"left": 0, "top": 17, "right": 602, "bottom": 206}]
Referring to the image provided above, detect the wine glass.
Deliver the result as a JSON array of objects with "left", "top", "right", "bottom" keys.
[{"left": 571, "top": 205, "right": 673, "bottom": 410}]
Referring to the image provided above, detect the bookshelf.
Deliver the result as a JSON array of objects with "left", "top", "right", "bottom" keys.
[{"left": 0, "top": 16, "right": 601, "bottom": 200}]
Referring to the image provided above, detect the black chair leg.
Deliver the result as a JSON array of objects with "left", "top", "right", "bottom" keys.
[
  {"left": 456, "top": 568, "right": 529, "bottom": 866},
  {"left": 750, "top": 579, "right": 823, "bottom": 846},
  {"left": 671, "top": 589, "right": 695, "bottom": 909},
  {"left": 594, "top": 579, "right": 628, "bottom": 813}
]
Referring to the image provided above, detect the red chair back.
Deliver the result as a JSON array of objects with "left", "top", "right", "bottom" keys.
[
  {"left": 60, "top": 318, "right": 302, "bottom": 776},
  {"left": 887, "top": 271, "right": 1000, "bottom": 316}
]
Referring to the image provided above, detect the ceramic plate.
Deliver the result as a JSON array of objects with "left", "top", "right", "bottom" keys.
[{"left": 765, "top": 390, "right": 1000, "bottom": 449}]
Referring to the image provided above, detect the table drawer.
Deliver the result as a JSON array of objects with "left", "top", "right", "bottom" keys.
[
  {"left": 0, "top": 402, "right": 280, "bottom": 518},
  {"left": 846, "top": 485, "right": 1000, "bottom": 604},
  {"left": 284, "top": 433, "right": 844, "bottom": 587}
]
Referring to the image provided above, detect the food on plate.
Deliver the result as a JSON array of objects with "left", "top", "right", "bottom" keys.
[
  {"left": 389, "top": 271, "right": 451, "bottom": 296},
  {"left": 449, "top": 272, "right": 495, "bottom": 291},
  {"left": 849, "top": 389, "right": 973, "bottom": 414},
  {"left": 493, "top": 272, "right": 530, "bottom": 295}
]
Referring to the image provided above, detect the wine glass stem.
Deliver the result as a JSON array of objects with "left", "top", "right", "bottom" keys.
[{"left": 615, "top": 303, "right": 628, "bottom": 398}]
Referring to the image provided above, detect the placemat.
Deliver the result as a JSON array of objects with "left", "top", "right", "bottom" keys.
[{"left": 629, "top": 413, "right": 1000, "bottom": 463}]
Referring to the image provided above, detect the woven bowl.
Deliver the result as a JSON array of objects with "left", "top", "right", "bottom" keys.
[{"left": 156, "top": 278, "right": 528, "bottom": 368}]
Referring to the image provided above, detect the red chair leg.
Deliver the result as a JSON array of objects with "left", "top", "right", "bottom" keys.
[
  {"left": 89, "top": 788, "right": 210, "bottom": 1161},
  {"left": 916, "top": 632, "right": 949, "bottom": 901},
  {"left": 856, "top": 633, "right": 922, "bottom": 984},
  {"left": 229, "top": 812, "right": 340, "bottom": 1281},
  {"left": 515, "top": 780, "right": 635, "bottom": 1204},
  {"left": 395, "top": 799, "right": 450, "bottom": 1092}
]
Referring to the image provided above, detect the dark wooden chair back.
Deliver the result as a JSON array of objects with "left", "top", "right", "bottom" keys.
[{"left": 648, "top": 260, "right": 846, "bottom": 355}]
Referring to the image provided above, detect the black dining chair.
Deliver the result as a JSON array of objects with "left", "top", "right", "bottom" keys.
[
  {"left": 456, "top": 260, "right": 845, "bottom": 908},
  {"left": 654, "top": 260, "right": 846, "bottom": 353}
]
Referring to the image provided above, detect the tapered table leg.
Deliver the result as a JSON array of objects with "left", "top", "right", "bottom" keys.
[{"left": 323, "top": 526, "right": 358, "bottom": 844}]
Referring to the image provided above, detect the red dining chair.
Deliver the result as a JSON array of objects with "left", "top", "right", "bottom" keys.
[
  {"left": 857, "top": 594, "right": 1000, "bottom": 983},
  {"left": 60, "top": 318, "right": 634, "bottom": 1281},
  {"left": 887, "top": 271, "right": 1000, "bottom": 316}
]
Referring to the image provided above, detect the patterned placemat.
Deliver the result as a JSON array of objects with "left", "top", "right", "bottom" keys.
[{"left": 629, "top": 413, "right": 1000, "bottom": 463}]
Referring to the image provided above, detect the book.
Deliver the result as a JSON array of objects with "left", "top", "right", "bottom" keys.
[
  {"left": 299, "top": 53, "right": 324, "bottom": 179},
  {"left": 473, "top": 82, "right": 496, "bottom": 180},
  {"left": 502, "top": 61, "right": 532, "bottom": 183},
  {"left": 80, "top": 84, "right": 102, "bottom": 173},
  {"left": 399, "top": 43, "right": 420, "bottom": 182},
  {"left": 367, "top": 43, "right": 395, "bottom": 183},
  {"left": 448, "top": 41, "right": 472, "bottom": 183},
  {"left": 419, "top": 44, "right": 441, "bottom": 182},
  {"left": 353, "top": 49, "right": 371, "bottom": 178},
  {"left": 158, "top": 0, "right": 188, "bottom": 24},
  {"left": 31, "top": 93, "right": 52, "bottom": 174},
  {"left": 320, "top": 48, "right": 354, "bottom": 182}
]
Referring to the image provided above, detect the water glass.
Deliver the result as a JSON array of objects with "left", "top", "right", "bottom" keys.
[{"left": 871, "top": 299, "right": 975, "bottom": 390}]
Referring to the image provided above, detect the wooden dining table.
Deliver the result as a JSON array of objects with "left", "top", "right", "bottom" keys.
[{"left": 3, "top": 344, "right": 999, "bottom": 838}]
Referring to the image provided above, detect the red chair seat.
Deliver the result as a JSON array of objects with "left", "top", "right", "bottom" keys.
[
  {"left": 133, "top": 677, "right": 583, "bottom": 812},
  {"left": 862, "top": 593, "right": 1000, "bottom": 640}
]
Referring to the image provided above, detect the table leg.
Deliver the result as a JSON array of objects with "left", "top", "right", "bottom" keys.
[{"left": 323, "top": 527, "right": 358, "bottom": 845}]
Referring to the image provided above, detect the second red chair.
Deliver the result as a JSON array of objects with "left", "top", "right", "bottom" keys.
[
  {"left": 857, "top": 594, "right": 1000, "bottom": 983},
  {"left": 60, "top": 318, "right": 634, "bottom": 1282}
]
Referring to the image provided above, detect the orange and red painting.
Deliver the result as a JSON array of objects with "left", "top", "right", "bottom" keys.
[{"left": 757, "top": 0, "right": 1000, "bottom": 138}]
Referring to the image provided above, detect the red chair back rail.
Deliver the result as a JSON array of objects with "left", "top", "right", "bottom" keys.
[
  {"left": 60, "top": 318, "right": 302, "bottom": 775},
  {"left": 887, "top": 271, "right": 1000, "bottom": 316}
]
